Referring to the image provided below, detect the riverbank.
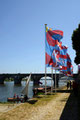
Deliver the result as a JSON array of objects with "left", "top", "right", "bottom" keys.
[
  {"left": 0, "top": 86, "right": 79, "bottom": 120},
  {"left": 0, "top": 103, "right": 22, "bottom": 116},
  {"left": 0, "top": 86, "right": 71, "bottom": 120}
]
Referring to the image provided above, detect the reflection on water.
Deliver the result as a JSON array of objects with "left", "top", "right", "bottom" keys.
[{"left": 0, "top": 79, "right": 66, "bottom": 102}]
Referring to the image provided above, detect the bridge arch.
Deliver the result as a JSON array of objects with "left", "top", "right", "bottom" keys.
[
  {"left": 40, "top": 76, "right": 54, "bottom": 87},
  {"left": 31, "top": 74, "right": 60, "bottom": 87}
]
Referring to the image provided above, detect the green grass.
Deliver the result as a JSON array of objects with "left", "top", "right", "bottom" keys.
[{"left": 31, "top": 93, "right": 58, "bottom": 107}]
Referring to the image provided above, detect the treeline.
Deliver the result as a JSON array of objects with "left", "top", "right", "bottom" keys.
[
  {"left": 4, "top": 78, "right": 14, "bottom": 81},
  {"left": 4, "top": 78, "right": 27, "bottom": 81}
]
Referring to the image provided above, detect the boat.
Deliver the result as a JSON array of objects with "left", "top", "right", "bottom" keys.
[
  {"left": 7, "top": 74, "right": 31, "bottom": 102},
  {"left": 21, "top": 74, "right": 31, "bottom": 99},
  {"left": 33, "top": 86, "right": 51, "bottom": 95},
  {"left": 7, "top": 97, "right": 22, "bottom": 102},
  {"left": 7, "top": 94, "right": 28, "bottom": 102}
]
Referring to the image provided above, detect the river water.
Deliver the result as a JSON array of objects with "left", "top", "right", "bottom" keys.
[{"left": 0, "top": 79, "right": 67, "bottom": 102}]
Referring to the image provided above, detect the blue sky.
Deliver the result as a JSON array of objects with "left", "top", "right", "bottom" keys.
[{"left": 0, "top": 0, "right": 80, "bottom": 73}]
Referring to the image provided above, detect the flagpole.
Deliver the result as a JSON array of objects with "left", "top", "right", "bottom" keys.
[
  {"left": 55, "top": 67, "right": 56, "bottom": 93},
  {"left": 59, "top": 71, "right": 60, "bottom": 87},
  {"left": 45, "top": 24, "right": 47, "bottom": 95},
  {"left": 51, "top": 67, "right": 53, "bottom": 94},
  {"left": 55, "top": 49, "right": 57, "bottom": 93}
]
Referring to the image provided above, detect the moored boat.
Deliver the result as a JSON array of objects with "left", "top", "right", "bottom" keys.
[{"left": 7, "top": 97, "right": 23, "bottom": 102}]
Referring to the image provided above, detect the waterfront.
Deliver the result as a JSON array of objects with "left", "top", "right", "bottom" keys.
[{"left": 0, "top": 79, "right": 67, "bottom": 102}]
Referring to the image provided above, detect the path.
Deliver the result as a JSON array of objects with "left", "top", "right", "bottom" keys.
[
  {"left": 27, "top": 92, "right": 70, "bottom": 120},
  {"left": 0, "top": 89, "right": 78, "bottom": 120}
]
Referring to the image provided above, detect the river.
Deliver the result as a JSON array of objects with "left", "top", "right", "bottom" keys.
[{"left": 0, "top": 79, "right": 67, "bottom": 102}]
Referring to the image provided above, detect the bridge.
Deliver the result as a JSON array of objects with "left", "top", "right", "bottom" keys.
[{"left": 0, "top": 73, "right": 78, "bottom": 87}]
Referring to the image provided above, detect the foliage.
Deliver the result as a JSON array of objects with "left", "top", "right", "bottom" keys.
[
  {"left": 72, "top": 24, "right": 80, "bottom": 64},
  {"left": 5, "top": 78, "right": 14, "bottom": 81}
]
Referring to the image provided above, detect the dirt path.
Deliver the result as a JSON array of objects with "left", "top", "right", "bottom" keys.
[
  {"left": 0, "top": 87, "right": 79, "bottom": 120},
  {"left": 0, "top": 103, "right": 21, "bottom": 116},
  {"left": 27, "top": 93, "right": 70, "bottom": 120},
  {"left": 0, "top": 91, "right": 72, "bottom": 120}
]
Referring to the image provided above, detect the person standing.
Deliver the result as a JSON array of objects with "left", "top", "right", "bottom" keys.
[
  {"left": 70, "top": 81, "right": 72, "bottom": 89},
  {"left": 67, "top": 81, "right": 69, "bottom": 89}
]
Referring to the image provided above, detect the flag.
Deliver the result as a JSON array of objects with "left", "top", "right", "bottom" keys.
[
  {"left": 66, "top": 53, "right": 73, "bottom": 76},
  {"left": 58, "top": 45, "right": 68, "bottom": 71},
  {"left": 60, "top": 53, "right": 73, "bottom": 76},
  {"left": 45, "top": 25, "right": 73, "bottom": 77},
  {"left": 52, "top": 45, "right": 68, "bottom": 71},
  {"left": 45, "top": 26, "right": 63, "bottom": 67}
]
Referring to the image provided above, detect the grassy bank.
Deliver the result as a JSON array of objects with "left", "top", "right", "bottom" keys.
[
  {"left": 0, "top": 92, "right": 60, "bottom": 120},
  {"left": 0, "top": 86, "right": 69, "bottom": 120},
  {"left": 1, "top": 85, "right": 80, "bottom": 120}
]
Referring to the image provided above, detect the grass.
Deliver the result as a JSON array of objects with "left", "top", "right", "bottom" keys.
[
  {"left": 33, "top": 93, "right": 57, "bottom": 106},
  {"left": 1, "top": 85, "right": 80, "bottom": 120},
  {"left": 26, "top": 92, "right": 57, "bottom": 107},
  {"left": 0, "top": 86, "right": 67, "bottom": 120},
  {"left": 0, "top": 92, "right": 58, "bottom": 120}
]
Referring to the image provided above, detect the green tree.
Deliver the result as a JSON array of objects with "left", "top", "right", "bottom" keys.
[{"left": 72, "top": 24, "right": 80, "bottom": 64}]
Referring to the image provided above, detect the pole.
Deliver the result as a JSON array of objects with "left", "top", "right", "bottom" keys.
[
  {"left": 54, "top": 49, "right": 57, "bottom": 93},
  {"left": 45, "top": 24, "right": 47, "bottom": 95},
  {"left": 59, "top": 71, "right": 60, "bottom": 87},
  {"left": 51, "top": 67, "right": 53, "bottom": 94},
  {"left": 55, "top": 68, "right": 56, "bottom": 93}
]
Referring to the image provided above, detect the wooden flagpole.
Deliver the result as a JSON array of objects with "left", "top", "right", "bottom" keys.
[{"left": 45, "top": 24, "right": 47, "bottom": 95}]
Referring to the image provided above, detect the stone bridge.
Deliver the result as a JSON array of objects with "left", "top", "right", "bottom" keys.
[{"left": 0, "top": 73, "right": 78, "bottom": 87}]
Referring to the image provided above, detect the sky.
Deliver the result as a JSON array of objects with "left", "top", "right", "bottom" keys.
[{"left": 0, "top": 0, "right": 80, "bottom": 74}]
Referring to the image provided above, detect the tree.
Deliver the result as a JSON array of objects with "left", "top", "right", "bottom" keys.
[{"left": 72, "top": 24, "right": 80, "bottom": 64}]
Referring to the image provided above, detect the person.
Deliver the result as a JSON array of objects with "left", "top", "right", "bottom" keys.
[
  {"left": 70, "top": 81, "right": 72, "bottom": 89},
  {"left": 17, "top": 95, "right": 20, "bottom": 103},
  {"left": 13, "top": 93, "right": 16, "bottom": 98},
  {"left": 20, "top": 95, "right": 24, "bottom": 103},
  {"left": 24, "top": 95, "right": 28, "bottom": 102},
  {"left": 67, "top": 82, "right": 69, "bottom": 89},
  {"left": 13, "top": 93, "right": 16, "bottom": 103}
]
